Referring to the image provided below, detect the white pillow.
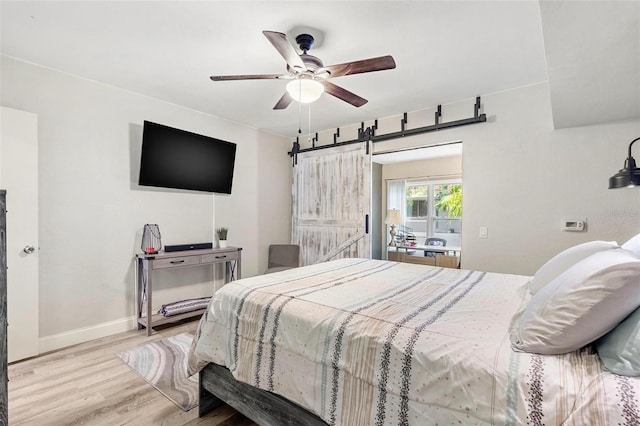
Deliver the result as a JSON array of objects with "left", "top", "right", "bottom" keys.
[
  {"left": 596, "top": 307, "right": 640, "bottom": 376},
  {"left": 622, "top": 233, "right": 640, "bottom": 257},
  {"left": 529, "top": 240, "right": 619, "bottom": 295},
  {"left": 512, "top": 248, "right": 640, "bottom": 355}
]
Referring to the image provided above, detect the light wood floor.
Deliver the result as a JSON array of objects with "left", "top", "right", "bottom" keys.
[{"left": 8, "top": 320, "right": 258, "bottom": 425}]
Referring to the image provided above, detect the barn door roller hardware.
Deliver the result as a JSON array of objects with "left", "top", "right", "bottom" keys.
[
  {"left": 373, "top": 96, "right": 485, "bottom": 143},
  {"left": 288, "top": 96, "right": 487, "bottom": 164},
  {"left": 290, "top": 137, "right": 301, "bottom": 166}
]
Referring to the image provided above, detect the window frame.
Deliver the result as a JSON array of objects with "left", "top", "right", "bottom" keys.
[{"left": 398, "top": 177, "right": 462, "bottom": 241}]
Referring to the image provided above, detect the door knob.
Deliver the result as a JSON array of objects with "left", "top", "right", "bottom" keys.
[{"left": 23, "top": 245, "right": 36, "bottom": 254}]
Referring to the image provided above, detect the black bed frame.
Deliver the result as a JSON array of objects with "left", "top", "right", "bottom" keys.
[{"left": 199, "top": 363, "right": 327, "bottom": 425}]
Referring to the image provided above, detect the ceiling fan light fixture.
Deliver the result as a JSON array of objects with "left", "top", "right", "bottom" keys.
[{"left": 286, "top": 78, "right": 324, "bottom": 103}]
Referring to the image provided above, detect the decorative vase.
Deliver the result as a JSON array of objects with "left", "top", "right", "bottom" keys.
[
  {"left": 219, "top": 240, "right": 228, "bottom": 248},
  {"left": 141, "top": 224, "right": 162, "bottom": 254}
]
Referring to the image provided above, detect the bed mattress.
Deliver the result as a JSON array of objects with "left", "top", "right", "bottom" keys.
[{"left": 188, "top": 258, "right": 640, "bottom": 425}]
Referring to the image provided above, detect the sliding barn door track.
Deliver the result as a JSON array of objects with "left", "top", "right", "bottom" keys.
[{"left": 288, "top": 96, "right": 486, "bottom": 165}]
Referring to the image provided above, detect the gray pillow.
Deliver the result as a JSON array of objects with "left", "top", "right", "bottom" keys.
[{"left": 597, "top": 307, "right": 640, "bottom": 376}]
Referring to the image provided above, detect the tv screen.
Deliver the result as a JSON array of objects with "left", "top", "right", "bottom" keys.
[{"left": 138, "top": 121, "right": 236, "bottom": 194}]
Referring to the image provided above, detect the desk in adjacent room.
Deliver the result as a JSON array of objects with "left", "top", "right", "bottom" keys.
[{"left": 388, "top": 244, "right": 461, "bottom": 268}]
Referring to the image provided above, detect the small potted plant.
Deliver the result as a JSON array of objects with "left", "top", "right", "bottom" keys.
[{"left": 216, "top": 227, "right": 228, "bottom": 248}]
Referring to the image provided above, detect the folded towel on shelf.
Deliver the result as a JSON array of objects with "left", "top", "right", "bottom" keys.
[{"left": 158, "top": 297, "right": 211, "bottom": 317}]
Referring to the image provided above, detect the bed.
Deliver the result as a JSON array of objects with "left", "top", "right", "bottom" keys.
[{"left": 187, "top": 257, "right": 640, "bottom": 425}]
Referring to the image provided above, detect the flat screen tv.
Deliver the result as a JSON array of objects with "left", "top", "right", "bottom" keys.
[{"left": 138, "top": 121, "right": 236, "bottom": 194}]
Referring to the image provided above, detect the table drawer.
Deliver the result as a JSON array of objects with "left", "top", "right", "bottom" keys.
[
  {"left": 201, "top": 251, "right": 239, "bottom": 264},
  {"left": 152, "top": 256, "right": 201, "bottom": 269}
]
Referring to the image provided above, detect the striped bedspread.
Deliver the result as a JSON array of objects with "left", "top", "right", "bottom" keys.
[{"left": 188, "top": 258, "right": 640, "bottom": 425}]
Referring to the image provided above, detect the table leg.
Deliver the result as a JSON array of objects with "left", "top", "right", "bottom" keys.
[
  {"left": 136, "top": 258, "right": 142, "bottom": 330},
  {"left": 144, "top": 259, "right": 153, "bottom": 336}
]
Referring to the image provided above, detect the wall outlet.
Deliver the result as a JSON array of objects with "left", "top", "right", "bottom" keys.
[{"left": 479, "top": 226, "right": 488, "bottom": 239}]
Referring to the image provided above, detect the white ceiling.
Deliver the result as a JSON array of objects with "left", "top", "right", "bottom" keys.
[
  {"left": 1, "top": 1, "right": 638, "bottom": 138},
  {"left": 540, "top": 1, "right": 640, "bottom": 128}
]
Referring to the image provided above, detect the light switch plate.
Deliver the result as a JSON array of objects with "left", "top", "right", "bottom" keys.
[{"left": 479, "top": 226, "right": 488, "bottom": 239}]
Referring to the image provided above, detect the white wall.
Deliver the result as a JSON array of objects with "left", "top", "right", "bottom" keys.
[
  {"left": 381, "top": 156, "right": 462, "bottom": 181},
  {"left": 450, "top": 84, "right": 638, "bottom": 275},
  {"left": 1, "top": 56, "right": 291, "bottom": 351},
  {"left": 305, "top": 82, "right": 640, "bottom": 275},
  {"left": 257, "top": 131, "right": 294, "bottom": 263},
  {"left": 216, "top": 130, "right": 293, "bottom": 275}
]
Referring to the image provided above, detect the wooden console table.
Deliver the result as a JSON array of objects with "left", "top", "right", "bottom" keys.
[{"left": 135, "top": 246, "right": 242, "bottom": 336}]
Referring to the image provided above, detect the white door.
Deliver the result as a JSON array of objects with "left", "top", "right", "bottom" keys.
[
  {"left": 292, "top": 143, "right": 371, "bottom": 265},
  {"left": 0, "top": 106, "right": 39, "bottom": 362}
]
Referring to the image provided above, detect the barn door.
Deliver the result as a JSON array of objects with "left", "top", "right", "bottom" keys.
[{"left": 292, "top": 143, "right": 371, "bottom": 265}]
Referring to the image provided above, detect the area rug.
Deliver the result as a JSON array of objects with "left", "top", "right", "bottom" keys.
[{"left": 117, "top": 332, "right": 198, "bottom": 411}]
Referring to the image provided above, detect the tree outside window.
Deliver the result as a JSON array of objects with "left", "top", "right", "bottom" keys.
[
  {"left": 434, "top": 184, "right": 462, "bottom": 234},
  {"left": 435, "top": 184, "right": 462, "bottom": 217}
]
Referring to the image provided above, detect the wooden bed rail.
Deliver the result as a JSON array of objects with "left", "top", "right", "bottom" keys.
[{"left": 199, "top": 363, "right": 327, "bottom": 425}]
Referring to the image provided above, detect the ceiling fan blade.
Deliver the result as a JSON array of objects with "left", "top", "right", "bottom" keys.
[
  {"left": 321, "top": 81, "right": 368, "bottom": 107},
  {"left": 324, "top": 55, "right": 396, "bottom": 78},
  {"left": 210, "top": 74, "right": 288, "bottom": 81},
  {"left": 273, "top": 92, "right": 293, "bottom": 110},
  {"left": 262, "top": 31, "right": 306, "bottom": 71}
]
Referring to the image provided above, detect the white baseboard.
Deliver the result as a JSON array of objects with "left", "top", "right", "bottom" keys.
[{"left": 39, "top": 316, "right": 138, "bottom": 354}]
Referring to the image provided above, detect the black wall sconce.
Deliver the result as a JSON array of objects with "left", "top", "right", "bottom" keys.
[{"left": 609, "top": 137, "right": 640, "bottom": 189}]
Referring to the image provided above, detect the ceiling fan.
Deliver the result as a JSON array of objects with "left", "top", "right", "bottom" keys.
[{"left": 210, "top": 31, "right": 396, "bottom": 110}]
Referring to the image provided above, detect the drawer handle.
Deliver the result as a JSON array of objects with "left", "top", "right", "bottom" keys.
[
  {"left": 215, "top": 255, "right": 227, "bottom": 259},
  {"left": 170, "top": 260, "right": 185, "bottom": 265}
]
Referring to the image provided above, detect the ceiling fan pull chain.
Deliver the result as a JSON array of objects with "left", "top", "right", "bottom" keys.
[
  {"left": 298, "top": 94, "right": 302, "bottom": 134},
  {"left": 308, "top": 103, "right": 312, "bottom": 143}
]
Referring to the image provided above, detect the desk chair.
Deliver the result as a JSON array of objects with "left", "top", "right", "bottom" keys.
[
  {"left": 265, "top": 244, "right": 300, "bottom": 274},
  {"left": 423, "top": 237, "right": 447, "bottom": 257}
]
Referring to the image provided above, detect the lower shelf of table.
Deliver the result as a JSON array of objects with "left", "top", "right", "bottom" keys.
[{"left": 137, "top": 308, "right": 206, "bottom": 332}]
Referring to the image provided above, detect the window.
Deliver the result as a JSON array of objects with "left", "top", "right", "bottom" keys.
[
  {"left": 388, "top": 179, "right": 462, "bottom": 247},
  {"left": 406, "top": 185, "right": 428, "bottom": 218}
]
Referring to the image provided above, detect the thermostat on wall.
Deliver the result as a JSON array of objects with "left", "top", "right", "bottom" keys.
[{"left": 562, "top": 218, "right": 586, "bottom": 232}]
